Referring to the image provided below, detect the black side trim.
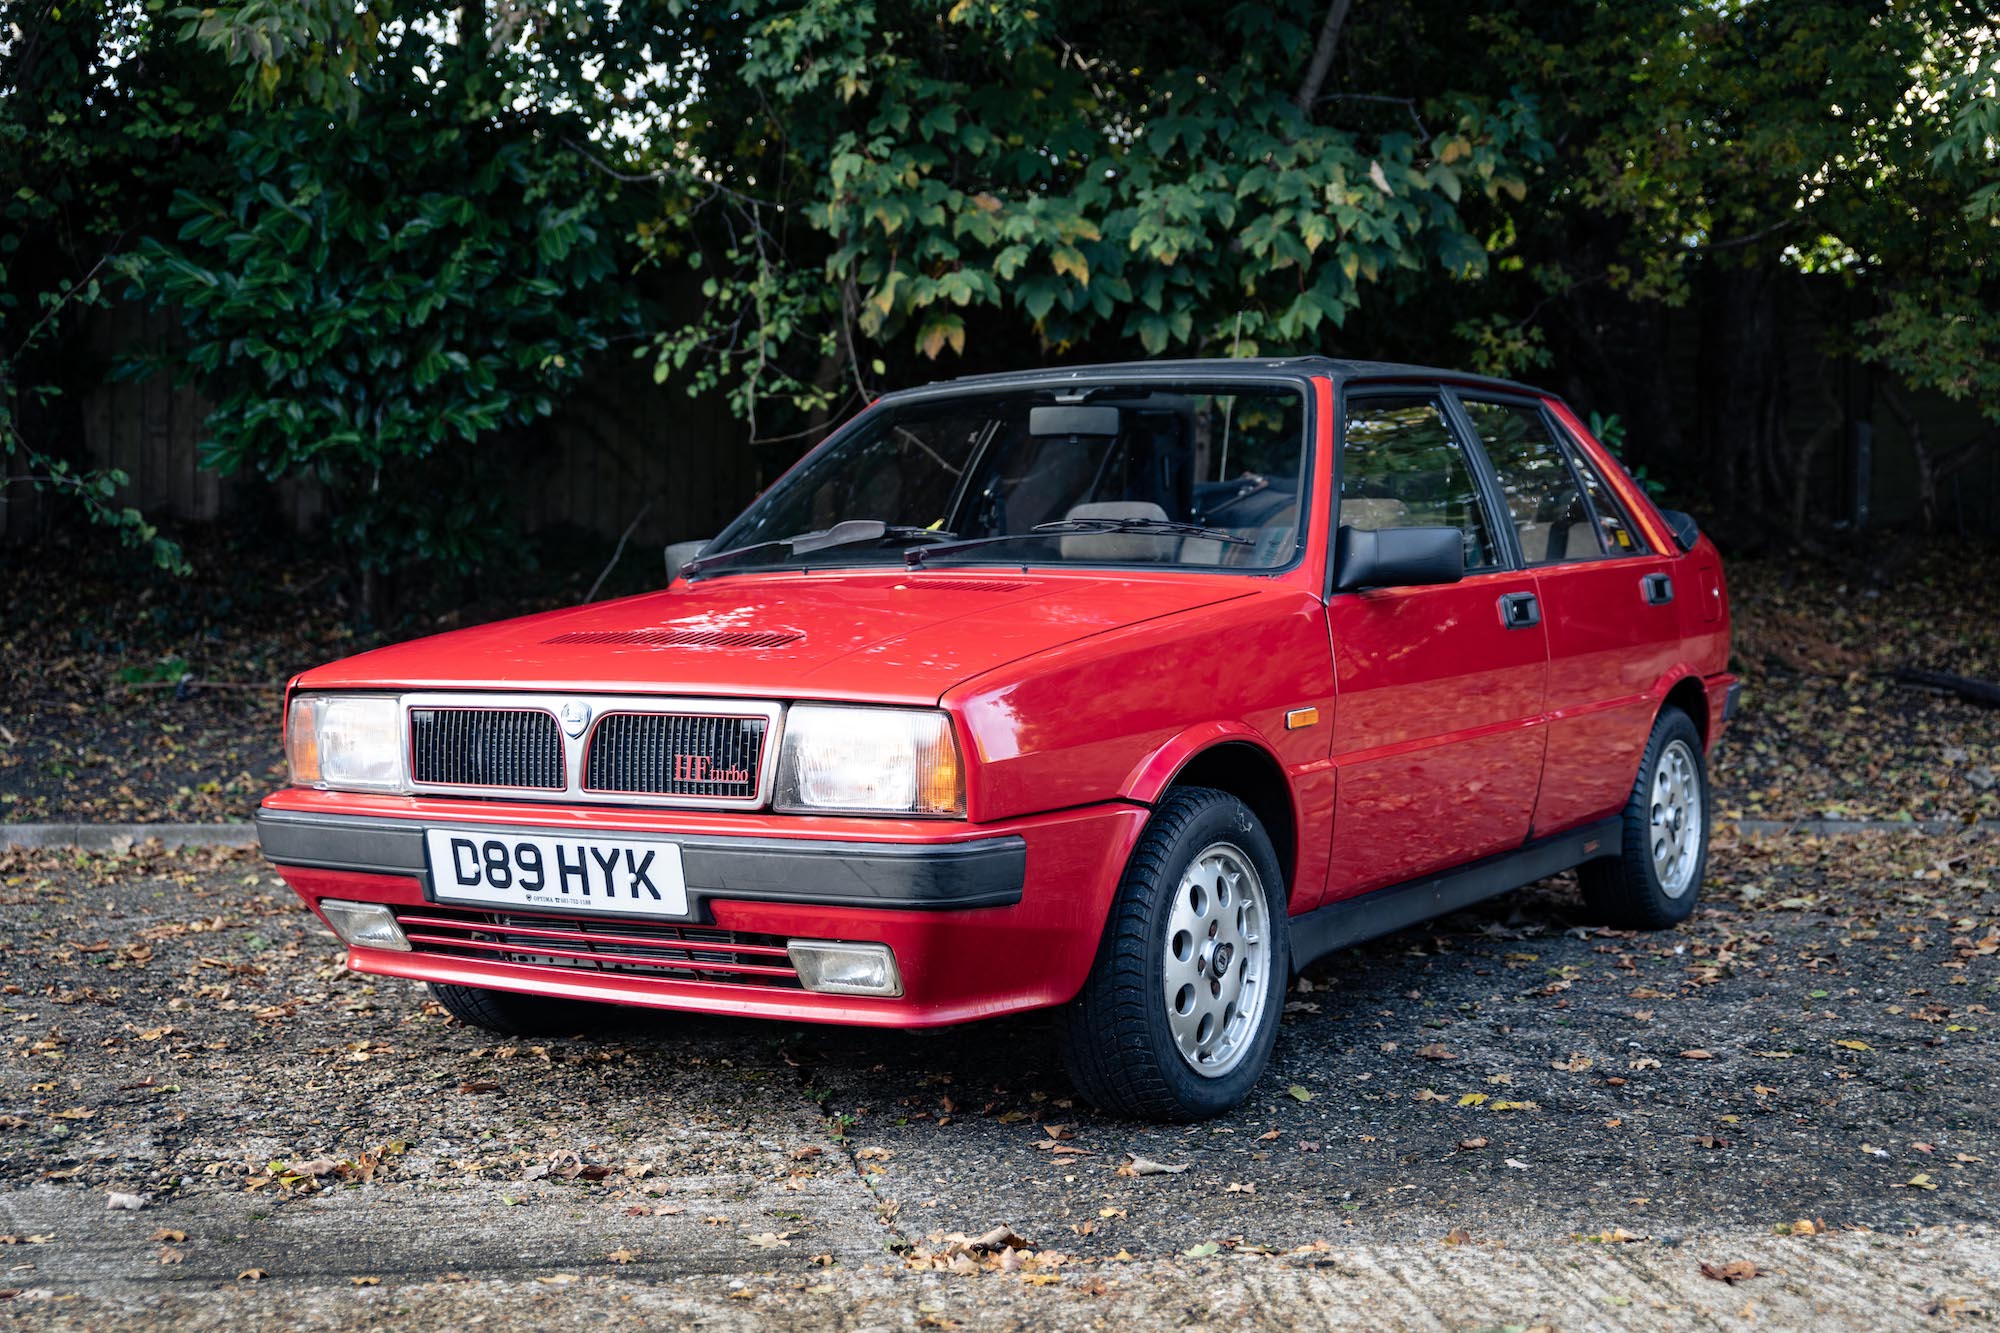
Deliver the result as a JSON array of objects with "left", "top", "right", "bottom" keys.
[
  {"left": 1291, "top": 817, "right": 1622, "bottom": 969},
  {"left": 1723, "top": 680, "right": 1743, "bottom": 722},
  {"left": 255, "top": 807, "right": 1026, "bottom": 914}
]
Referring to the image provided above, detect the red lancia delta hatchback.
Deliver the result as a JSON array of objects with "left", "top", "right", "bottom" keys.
[{"left": 259, "top": 359, "right": 1736, "bottom": 1120}]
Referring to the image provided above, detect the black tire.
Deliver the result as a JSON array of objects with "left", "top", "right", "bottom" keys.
[
  {"left": 1580, "top": 706, "right": 1709, "bottom": 929},
  {"left": 429, "top": 983, "right": 615, "bottom": 1037},
  {"left": 1060, "top": 787, "right": 1291, "bottom": 1122}
]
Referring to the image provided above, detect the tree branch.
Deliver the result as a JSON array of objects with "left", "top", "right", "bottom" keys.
[
  {"left": 1292, "top": 0, "right": 1356, "bottom": 120},
  {"left": 586, "top": 503, "right": 652, "bottom": 603}
]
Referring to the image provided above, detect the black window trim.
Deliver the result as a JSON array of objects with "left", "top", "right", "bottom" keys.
[
  {"left": 1542, "top": 408, "right": 1654, "bottom": 559},
  {"left": 1444, "top": 387, "right": 1637, "bottom": 569},
  {"left": 1329, "top": 380, "right": 1521, "bottom": 599}
]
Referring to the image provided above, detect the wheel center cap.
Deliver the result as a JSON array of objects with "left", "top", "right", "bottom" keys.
[{"left": 1209, "top": 942, "right": 1235, "bottom": 979}]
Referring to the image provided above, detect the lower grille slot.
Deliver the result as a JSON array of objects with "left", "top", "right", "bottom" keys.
[{"left": 395, "top": 906, "right": 800, "bottom": 988}]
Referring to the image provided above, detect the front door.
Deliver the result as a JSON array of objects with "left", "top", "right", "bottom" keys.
[{"left": 1325, "top": 390, "right": 1549, "bottom": 898}]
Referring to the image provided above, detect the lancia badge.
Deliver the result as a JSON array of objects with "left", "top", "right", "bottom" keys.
[{"left": 558, "top": 700, "right": 592, "bottom": 738}]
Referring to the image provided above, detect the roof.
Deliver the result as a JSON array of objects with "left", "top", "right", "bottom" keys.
[{"left": 892, "top": 356, "right": 1545, "bottom": 402}]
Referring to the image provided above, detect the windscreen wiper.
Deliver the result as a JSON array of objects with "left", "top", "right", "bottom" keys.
[
  {"left": 904, "top": 518, "right": 1252, "bottom": 568},
  {"left": 684, "top": 520, "right": 959, "bottom": 578}
]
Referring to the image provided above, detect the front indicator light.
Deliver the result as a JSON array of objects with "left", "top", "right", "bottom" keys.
[
  {"left": 317, "top": 899, "right": 411, "bottom": 952},
  {"left": 787, "top": 940, "right": 902, "bottom": 997}
]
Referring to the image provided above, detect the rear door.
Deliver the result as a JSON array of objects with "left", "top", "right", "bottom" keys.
[
  {"left": 1324, "top": 388, "right": 1549, "bottom": 898},
  {"left": 1451, "top": 393, "right": 1678, "bottom": 837}
]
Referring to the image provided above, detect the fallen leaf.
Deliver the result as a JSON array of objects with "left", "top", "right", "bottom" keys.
[
  {"left": 1459, "top": 1138, "right": 1489, "bottom": 1150},
  {"left": 1833, "top": 1040, "right": 1872, "bottom": 1052},
  {"left": 238, "top": 1269, "right": 267, "bottom": 1282},
  {"left": 148, "top": 1229, "right": 186, "bottom": 1243},
  {"left": 351, "top": 1276, "right": 380, "bottom": 1287},
  {"left": 1416, "top": 1044, "right": 1458, "bottom": 1061},
  {"left": 1287, "top": 1085, "right": 1314, "bottom": 1102},
  {"left": 1504, "top": 1158, "right": 1530, "bottom": 1170},
  {"left": 458, "top": 1080, "right": 502, "bottom": 1094},
  {"left": 608, "top": 1248, "right": 638, "bottom": 1264},
  {"left": 106, "top": 1192, "right": 145, "bottom": 1211},
  {"left": 967, "top": 1225, "right": 1029, "bottom": 1252},
  {"left": 1700, "top": 1260, "right": 1763, "bottom": 1283},
  {"left": 1443, "top": 1228, "right": 1473, "bottom": 1246},
  {"left": 1119, "top": 1156, "right": 1189, "bottom": 1177},
  {"left": 1680, "top": 1050, "right": 1714, "bottom": 1060}
]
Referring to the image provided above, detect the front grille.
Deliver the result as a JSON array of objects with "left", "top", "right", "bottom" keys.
[
  {"left": 411, "top": 708, "right": 564, "bottom": 790},
  {"left": 395, "top": 905, "right": 800, "bottom": 988},
  {"left": 585, "top": 713, "right": 767, "bottom": 799}
]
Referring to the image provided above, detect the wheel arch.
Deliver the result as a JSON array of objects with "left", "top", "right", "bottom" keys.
[
  {"left": 1124, "top": 729, "right": 1299, "bottom": 905},
  {"left": 1658, "top": 672, "right": 1710, "bottom": 748}
]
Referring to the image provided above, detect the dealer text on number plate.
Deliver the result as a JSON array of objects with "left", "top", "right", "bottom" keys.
[{"left": 424, "top": 829, "right": 690, "bottom": 918}]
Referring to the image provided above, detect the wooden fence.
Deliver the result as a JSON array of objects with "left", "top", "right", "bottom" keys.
[{"left": 4, "top": 297, "right": 1995, "bottom": 555}]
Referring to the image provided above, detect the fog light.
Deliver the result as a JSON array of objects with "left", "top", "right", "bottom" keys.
[
  {"left": 317, "top": 899, "right": 410, "bottom": 952},
  {"left": 787, "top": 940, "right": 902, "bottom": 997}
]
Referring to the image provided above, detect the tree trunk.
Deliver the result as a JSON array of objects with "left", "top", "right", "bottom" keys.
[
  {"left": 1695, "top": 258, "right": 1784, "bottom": 531},
  {"left": 1292, "top": 0, "right": 1356, "bottom": 119}
]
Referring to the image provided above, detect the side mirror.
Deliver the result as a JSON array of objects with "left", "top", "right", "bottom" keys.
[
  {"left": 1332, "top": 525, "right": 1465, "bottom": 592},
  {"left": 1658, "top": 509, "right": 1699, "bottom": 553},
  {"left": 664, "top": 539, "right": 711, "bottom": 584}
]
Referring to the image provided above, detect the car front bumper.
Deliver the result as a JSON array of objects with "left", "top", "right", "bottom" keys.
[{"left": 257, "top": 792, "right": 1147, "bottom": 1028}]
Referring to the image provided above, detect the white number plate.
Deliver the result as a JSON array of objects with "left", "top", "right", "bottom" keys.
[{"left": 425, "top": 829, "right": 690, "bottom": 919}]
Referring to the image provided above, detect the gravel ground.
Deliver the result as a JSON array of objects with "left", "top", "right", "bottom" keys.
[{"left": 0, "top": 827, "right": 1994, "bottom": 1327}]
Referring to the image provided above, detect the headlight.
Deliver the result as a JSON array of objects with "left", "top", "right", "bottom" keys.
[
  {"left": 287, "top": 695, "right": 406, "bottom": 792},
  {"left": 773, "top": 705, "right": 963, "bottom": 816}
]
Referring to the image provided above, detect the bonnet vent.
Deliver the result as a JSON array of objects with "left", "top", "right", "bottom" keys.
[
  {"left": 894, "top": 579, "right": 1029, "bottom": 593},
  {"left": 542, "top": 629, "right": 802, "bottom": 649}
]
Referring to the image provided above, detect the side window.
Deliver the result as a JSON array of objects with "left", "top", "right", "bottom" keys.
[
  {"left": 1461, "top": 399, "right": 1605, "bottom": 565},
  {"left": 1558, "top": 428, "right": 1651, "bottom": 555},
  {"left": 1340, "top": 394, "right": 1501, "bottom": 573}
]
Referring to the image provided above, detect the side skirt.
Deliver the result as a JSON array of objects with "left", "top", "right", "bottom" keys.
[{"left": 1290, "top": 817, "right": 1623, "bottom": 971}]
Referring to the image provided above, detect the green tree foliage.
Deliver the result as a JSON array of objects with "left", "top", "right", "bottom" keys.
[
  {"left": 0, "top": 0, "right": 210, "bottom": 570},
  {"left": 1467, "top": 1, "right": 1997, "bottom": 529},
  {"left": 129, "top": 4, "right": 642, "bottom": 606},
  {"left": 635, "top": 0, "right": 1549, "bottom": 430},
  {"left": 4, "top": 0, "right": 1996, "bottom": 588}
]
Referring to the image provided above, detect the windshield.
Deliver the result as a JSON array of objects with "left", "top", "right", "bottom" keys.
[{"left": 703, "top": 381, "right": 1311, "bottom": 574}]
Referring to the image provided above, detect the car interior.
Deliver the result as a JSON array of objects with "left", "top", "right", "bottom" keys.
[{"left": 943, "top": 391, "right": 1307, "bottom": 567}]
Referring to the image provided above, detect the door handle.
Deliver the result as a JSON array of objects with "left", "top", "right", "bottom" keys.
[
  {"left": 1498, "top": 591, "right": 1540, "bottom": 629},
  {"left": 1642, "top": 572, "right": 1674, "bottom": 605}
]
